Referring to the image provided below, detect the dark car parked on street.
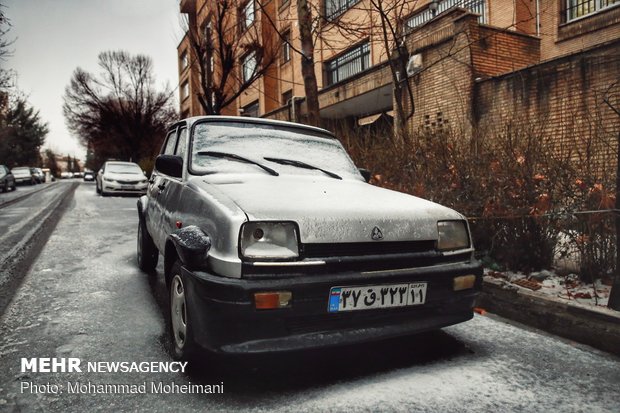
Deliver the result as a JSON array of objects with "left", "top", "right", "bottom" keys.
[
  {"left": 30, "top": 167, "right": 44, "bottom": 184},
  {"left": 137, "top": 116, "right": 482, "bottom": 361},
  {"left": 0, "top": 165, "right": 16, "bottom": 192}
]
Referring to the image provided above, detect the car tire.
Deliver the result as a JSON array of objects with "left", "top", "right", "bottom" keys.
[
  {"left": 137, "top": 218, "right": 158, "bottom": 273},
  {"left": 169, "top": 261, "right": 198, "bottom": 361},
  {"left": 96, "top": 182, "right": 101, "bottom": 194}
]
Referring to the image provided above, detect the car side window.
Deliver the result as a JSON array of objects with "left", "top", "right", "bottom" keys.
[
  {"left": 163, "top": 130, "right": 178, "bottom": 155},
  {"left": 175, "top": 127, "right": 188, "bottom": 159}
]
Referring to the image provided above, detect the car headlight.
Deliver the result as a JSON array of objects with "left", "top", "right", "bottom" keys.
[
  {"left": 240, "top": 222, "right": 299, "bottom": 260},
  {"left": 437, "top": 220, "right": 470, "bottom": 251},
  {"left": 103, "top": 176, "right": 115, "bottom": 183}
]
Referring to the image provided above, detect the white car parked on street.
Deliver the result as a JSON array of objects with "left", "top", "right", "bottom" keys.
[{"left": 96, "top": 161, "right": 148, "bottom": 196}]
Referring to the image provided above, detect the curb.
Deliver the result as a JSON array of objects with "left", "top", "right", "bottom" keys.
[{"left": 477, "top": 277, "right": 620, "bottom": 356}]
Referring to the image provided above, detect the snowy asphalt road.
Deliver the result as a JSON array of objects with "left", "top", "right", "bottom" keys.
[{"left": 0, "top": 182, "right": 619, "bottom": 412}]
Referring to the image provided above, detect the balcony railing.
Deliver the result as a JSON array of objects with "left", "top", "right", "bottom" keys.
[
  {"left": 325, "top": 42, "right": 370, "bottom": 86},
  {"left": 405, "top": 0, "right": 487, "bottom": 32}
]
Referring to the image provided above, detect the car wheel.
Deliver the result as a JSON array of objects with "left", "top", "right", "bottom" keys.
[
  {"left": 96, "top": 182, "right": 101, "bottom": 194},
  {"left": 169, "top": 262, "right": 198, "bottom": 361},
  {"left": 137, "top": 218, "right": 158, "bottom": 273}
]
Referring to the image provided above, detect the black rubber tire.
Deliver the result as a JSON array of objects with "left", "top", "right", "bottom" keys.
[
  {"left": 137, "top": 218, "right": 158, "bottom": 272},
  {"left": 168, "top": 261, "right": 199, "bottom": 362}
]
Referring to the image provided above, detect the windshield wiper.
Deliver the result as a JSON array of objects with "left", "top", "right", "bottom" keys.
[
  {"left": 197, "top": 151, "right": 279, "bottom": 176},
  {"left": 263, "top": 157, "right": 342, "bottom": 180}
]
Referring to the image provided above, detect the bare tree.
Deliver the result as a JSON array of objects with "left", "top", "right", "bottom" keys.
[
  {"left": 63, "top": 51, "right": 177, "bottom": 169},
  {"left": 0, "top": 2, "right": 14, "bottom": 91},
  {"left": 181, "top": 0, "right": 278, "bottom": 115},
  {"left": 296, "top": 0, "right": 321, "bottom": 126}
]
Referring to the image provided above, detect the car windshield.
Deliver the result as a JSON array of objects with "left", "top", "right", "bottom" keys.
[
  {"left": 191, "top": 121, "right": 360, "bottom": 179},
  {"left": 106, "top": 163, "right": 142, "bottom": 174},
  {"left": 12, "top": 168, "right": 30, "bottom": 175}
]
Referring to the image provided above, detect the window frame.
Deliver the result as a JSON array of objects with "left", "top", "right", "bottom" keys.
[
  {"left": 181, "top": 81, "right": 190, "bottom": 101},
  {"left": 241, "top": 100, "right": 259, "bottom": 117},
  {"left": 241, "top": 51, "right": 258, "bottom": 84},
  {"left": 281, "top": 29, "right": 291, "bottom": 64},
  {"left": 562, "top": 0, "right": 618, "bottom": 23},
  {"left": 325, "top": 41, "right": 370, "bottom": 86},
  {"left": 325, "top": 0, "right": 360, "bottom": 21},
  {"left": 403, "top": 0, "right": 487, "bottom": 32},
  {"left": 240, "top": 0, "right": 255, "bottom": 32}
]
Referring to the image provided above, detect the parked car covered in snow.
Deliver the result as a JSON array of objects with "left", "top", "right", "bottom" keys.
[
  {"left": 137, "top": 116, "right": 482, "bottom": 360},
  {"left": 12, "top": 167, "right": 36, "bottom": 185},
  {"left": 0, "top": 165, "right": 16, "bottom": 192}
]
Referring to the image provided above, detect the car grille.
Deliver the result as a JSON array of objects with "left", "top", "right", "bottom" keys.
[
  {"left": 117, "top": 180, "right": 141, "bottom": 184},
  {"left": 300, "top": 240, "right": 436, "bottom": 258},
  {"left": 243, "top": 251, "right": 471, "bottom": 277}
]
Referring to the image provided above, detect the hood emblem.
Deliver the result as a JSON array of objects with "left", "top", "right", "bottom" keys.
[{"left": 371, "top": 226, "right": 384, "bottom": 241}]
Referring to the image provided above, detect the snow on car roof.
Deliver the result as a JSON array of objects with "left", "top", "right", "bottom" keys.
[{"left": 181, "top": 116, "right": 337, "bottom": 139}]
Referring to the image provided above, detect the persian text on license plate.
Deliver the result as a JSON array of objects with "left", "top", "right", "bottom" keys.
[{"left": 328, "top": 282, "right": 427, "bottom": 313}]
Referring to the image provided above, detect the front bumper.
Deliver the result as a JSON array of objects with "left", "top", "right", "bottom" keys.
[
  {"left": 183, "top": 260, "right": 483, "bottom": 354},
  {"left": 102, "top": 180, "right": 147, "bottom": 194},
  {"left": 14, "top": 177, "right": 32, "bottom": 184}
]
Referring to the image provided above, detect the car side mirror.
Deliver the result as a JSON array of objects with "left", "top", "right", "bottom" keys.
[
  {"left": 359, "top": 168, "right": 371, "bottom": 183},
  {"left": 155, "top": 155, "right": 183, "bottom": 178}
]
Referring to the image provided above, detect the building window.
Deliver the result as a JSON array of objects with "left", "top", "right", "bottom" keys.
[
  {"left": 242, "top": 101, "right": 259, "bottom": 117},
  {"left": 563, "top": 0, "right": 618, "bottom": 23},
  {"left": 181, "top": 81, "right": 189, "bottom": 100},
  {"left": 325, "top": 0, "right": 359, "bottom": 20},
  {"left": 240, "top": 0, "right": 255, "bottom": 32},
  {"left": 242, "top": 51, "right": 257, "bottom": 83},
  {"left": 282, "top": 30, "right": 291, "bottom": 63},
  {"left": 180, "top": 51, "right": 189, "bottom": 69},
  {"left": 325, "top": 42, "right": 370, "bottom": 86},
  {"left": 282, "top": 90, "right": 293, "bottom": 106},
  {"left": 405, "top": 0, "right": 486, "bottom": 31}
]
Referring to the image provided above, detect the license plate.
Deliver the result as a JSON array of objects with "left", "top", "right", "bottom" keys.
[
  {"left": 121, "top": 185, "right": 134, "bottom": 190},
  {"left": 328, "top": 282, "right": 427, "bottom": 313}
]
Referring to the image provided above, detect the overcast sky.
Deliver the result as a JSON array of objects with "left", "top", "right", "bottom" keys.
[{"left": 5, "top": 0, "right": 182, "bottom": 160}]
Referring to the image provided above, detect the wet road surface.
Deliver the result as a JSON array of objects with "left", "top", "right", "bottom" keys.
[{"left": 0, "top": 182, "right": 619, "bottom": 412}]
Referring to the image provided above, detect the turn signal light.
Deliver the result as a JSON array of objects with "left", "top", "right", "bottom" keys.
[
  {"left": 254, "top": 291, "right": 292, "bottom": 309},
  {"left": 453, "top": 275, "right": 476, "bottom": 291}
]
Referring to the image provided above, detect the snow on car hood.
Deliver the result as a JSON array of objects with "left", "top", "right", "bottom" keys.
[{"left": 195, "top": 174, "right": 464, "bottom": 243}]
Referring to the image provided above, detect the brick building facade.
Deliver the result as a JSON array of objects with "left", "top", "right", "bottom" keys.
[{"left": 178, "top": 0, "right": 620, "bottom": 152}]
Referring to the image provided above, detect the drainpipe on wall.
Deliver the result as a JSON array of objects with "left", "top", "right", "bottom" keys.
[
  {"left": 290, "top": 96, "right": 302, "bottom": 122},
  {"left": 536, "top": 0, "right": 540, "bottom": 36}
]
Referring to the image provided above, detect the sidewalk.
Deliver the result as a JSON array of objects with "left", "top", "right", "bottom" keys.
[{"left": 477, "top": 276, "right": 620, "bottom": 356}]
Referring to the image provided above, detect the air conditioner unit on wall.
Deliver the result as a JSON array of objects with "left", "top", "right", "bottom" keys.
[{"left": 406, "top": 54, "right": 423, "bottom": 76}]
